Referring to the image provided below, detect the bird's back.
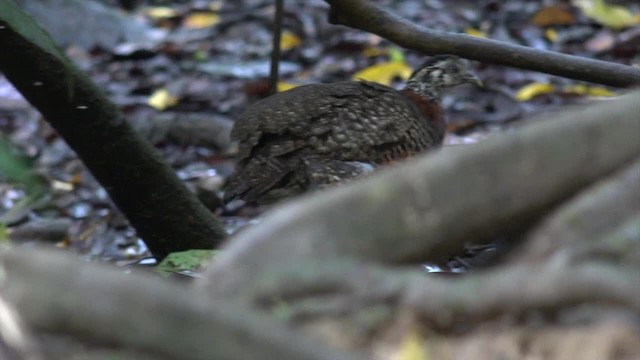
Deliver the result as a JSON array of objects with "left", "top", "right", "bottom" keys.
[{"left": 225, "top": 80, "right": 445, "bottom": 204}]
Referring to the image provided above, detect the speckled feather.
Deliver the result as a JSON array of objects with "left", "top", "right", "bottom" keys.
[
  {"left": 225, "top": 81, "right": 443, "bottom": 203},
  {"left": 225, "top": 55, "right": 479, "bottom": 204},
  {"left": 233, "top": 80, "right": 442, "bottom": 160}
]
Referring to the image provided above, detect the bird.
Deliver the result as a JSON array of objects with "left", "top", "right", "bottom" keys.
[{"left": 224, "top": 55, "right": 481, "bottom": 205}]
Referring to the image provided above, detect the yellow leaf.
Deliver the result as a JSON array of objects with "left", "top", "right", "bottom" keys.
[
  {"left": 573, "top": 0, "right": 639, "bottom": 29},
  {"left": 545, "top": 28, "right": 559, "bottom": 42},
  {"left": 515, "top": 83, "right": 556, "bottom": 101},
  {"left": 148, "top": 89, "right": 179, "bottom": 111},
  {"left": 183, "top": 12, "right": 221, "bottom": 29},
  {"left": 280, "top": 31, "right": 302, "bottom": 51},
  {"left": 145, "top": 6, "right": 177, "bottom": 19},
  {"left": 465, "top": 27, "right": 488, "bottom": 38},
  {"left": 352, "top": 61, "right": 413, "bottom": 86},
  {"left": 531, "top": 6, "right": 576, "bottom": 26},
  {"left": 277, "top": 81, "right": 300, "bottom": 92},
  {"left": 563, "top": 84, "right": 616, "bottom": 97},
  {"left": 392, "top": 330, "right": 429, "bottom": 360}
]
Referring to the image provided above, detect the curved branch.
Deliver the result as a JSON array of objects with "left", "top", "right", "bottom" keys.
[
  {"left": 250, "top": 260, "right": 640, "bottom": 330},
  {"left": 325, "top": 0, "right": 640, "bottom": 88},
  {"left": 511, "top": 160, "right": 640, "bottom": 264}
]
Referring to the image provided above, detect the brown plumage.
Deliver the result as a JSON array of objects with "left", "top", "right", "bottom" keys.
[{"left": 225, "top": 55, "right": 480, "bottom": 204}]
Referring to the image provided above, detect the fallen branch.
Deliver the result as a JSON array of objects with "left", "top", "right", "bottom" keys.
[{"left": 324, "top": 0, "right": 640, "bottom": 87}]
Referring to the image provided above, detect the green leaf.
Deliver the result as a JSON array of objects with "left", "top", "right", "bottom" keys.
[
  {"left": 155, "top": 249, "right": 218, "bottom": 277},
  {"left": 573, "top": 0, "right": 640, "bottom": 29},
  {"left": 0, "top": 137, "right": 47, "bottom": 224},
  {"left": 0, "top": 137, "right": 45, "bottom": 192},
  {"left": 388, "top": 47, "right": 406, "bottom": 62}
]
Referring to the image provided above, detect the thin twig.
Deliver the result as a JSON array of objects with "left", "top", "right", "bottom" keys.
[{"left": 269, "top": 0, "right": 284, "bottom": 95}]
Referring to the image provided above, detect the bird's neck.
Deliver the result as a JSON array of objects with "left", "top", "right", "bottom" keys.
[
  {"left": 400, "top": 88, "right": 446, "bottom": 142},
  {"left": 403, "top": 80, "right": 441, "bottom": 102}
]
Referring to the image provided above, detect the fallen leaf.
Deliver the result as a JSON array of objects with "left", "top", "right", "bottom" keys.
[
  {"left": 573, "top": 0, "right": 640, "bottom": 29},
  {"left": 532, "top": 6, "right": 576, "bottom": 26},
  {"left": 145, "top": 6, "right": 177, "bottom": 20},
  {"left": 155, "top": 249, "right": 217, "bottom": 277},
  {"left": 465, "top": 27, "right": 488, "bottom": 38},
  {"left": 277, "top": 81, "right": 300, "bottom": 92},
  {"left": 183, "top": 12, "right": 220, "bottom": 29},
  {"left": 545, "top": 28, "right": 559, "bottom": 42},
  {"left": 563, "top": 84, "right": 616, "bottom": 96},
  {"left": 280, "top": 30, "right": 302, "bottom": 51},
  {"left": 515, "top": 83, "right": 556, "bottom": 101},
  {"left": 353, "top": 61, "right": 413, "bottom": 86},
  {"left": 388, "top": 47, "right": 406, "bottom": 62},
  {"left": 148, "top": 88, "right": 179, "bottom": 111}
]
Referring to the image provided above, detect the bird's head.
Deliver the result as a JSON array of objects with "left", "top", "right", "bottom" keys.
[{"left": 405, "top": 55, "right": 481, "bottom": 99}]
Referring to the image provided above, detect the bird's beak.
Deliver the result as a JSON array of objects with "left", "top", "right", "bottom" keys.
[{"left": 464, "top": 72, "right": 483, "bottom": 88}]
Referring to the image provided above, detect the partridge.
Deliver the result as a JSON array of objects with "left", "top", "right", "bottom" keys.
[{"left": 225, "top": 55, "right": 480, "bottom": 204}]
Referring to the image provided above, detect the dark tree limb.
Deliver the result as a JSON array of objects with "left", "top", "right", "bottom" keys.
[
  {"left": 0, "top": 247, "right": 367, "bottom": 360},
  {"left": 324, "top": 0, "right": 640, "bottom": 88},
  {"left": 202, "top": 92, "right": 640, "bottom": 298},
  {"left": 0, "top": 20, "right": 226, "bottom": 260}
]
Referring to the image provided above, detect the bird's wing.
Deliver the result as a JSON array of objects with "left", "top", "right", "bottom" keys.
[{"left": 231, "top": 81, "right": 418, "bottom": 160}]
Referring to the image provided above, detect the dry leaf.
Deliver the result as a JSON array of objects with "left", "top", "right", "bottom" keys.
[
  {"left": 145, "top": 6, "right": 177, "bottom": 19},
  {"left": 277, "top": 81, "right": 299, "bottom": 92},
  {"left": 148, "top": 89, "right": 179, "bottom": 111},
  {"left": 352, "top": 61, "right": 413, "bottom": 86},
  {"left": 183, "top": 12, "right": 220, "bottom": 29},
  {"left": 532, "top": 6, "right": 576, "bottom": 26},
  {"left": 280, "top": 31, "right": 302, "bottom": 51},
  {"left": 563, "top": 84, "right": 616, "bottom": 96},
  {"left": 515, "top": 83, "right": 556, "bottom": 101},
  {"left": 573, "top": 0, "right": 640, "bottom": 29},
  {"left": 465, "top": 27, "right": 488, "bottom": 38}
]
